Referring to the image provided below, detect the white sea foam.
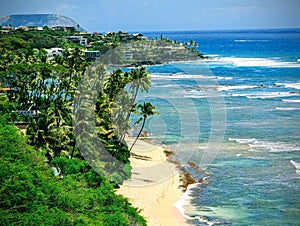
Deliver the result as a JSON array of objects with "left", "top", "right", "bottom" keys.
[
  {"left": 274, "top": 82, "right": 285, "bottom": 87},
  {"left": 218, "top": 85, "right": 258, "bottom": 91},
  {"left": 290, "top": 160, "right": 300, "bottom": 176},
  {"left": 152, "top": 84, "right": 179, "bottom": 88},
  {"left": 212, "top": 57, "right": 300, "bottom": 68},
  {"left": 226, "top": 106, "right": 248, "bottom": 110},
  {"left": 183, "top": 95, "right": 207, "bottom": 99},
  {"left": 184, "top": 89, "right": 216, "bottom": 99},
  {"left": 174, "top": 183, "right": 198, "bottom": 219},
  {"left": 276, "top": 107, "right": 300, "bottom": 111},
  {"left": 150, "top": 73, "right": 215, "bottom": 80},
  {"left": 234, "top": 39, "right": 269, "bottom": 42},
  {"left": 205, "top": 54, "right": 220, "bottom": 58},
  {"left": 290, "top": 160, "right": 300, "bottom": 169},
  {"left": 229, "top": 138, "right": 259, "bottom": 144},
  {"left": 232, "top": 92, "right": 300, "bottom": 99},
  {"left": 217, "top": 76, "right": 233, "bottom": 80},
  {"left": 229, "top": 138, "right": 300, "bottom": 153},
  {"left": 282, "top": 99, "right": 300, "bottom": 103},
  {"left": 175, "top": 183, "right": 216, "bottom": 226},
  {"left": 284, "top": 83, "right": 300, "bottom": 90}
]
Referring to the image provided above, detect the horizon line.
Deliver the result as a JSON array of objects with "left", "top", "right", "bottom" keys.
[{"left": 96, "top": 27, "right": 300, "bottom": 34}]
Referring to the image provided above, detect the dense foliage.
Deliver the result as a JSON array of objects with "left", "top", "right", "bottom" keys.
[
  {"left": 0, "top": 25, "right": 199, "bottom": 225},
  {"left": 0, "top": 34, "right": 152, "bottom": 182},
  {"left": 0, "top": 28, "right": 155, "bottom": 225},
  {"left": 0, "top": 117, "right": 146, "bottom": 225}
]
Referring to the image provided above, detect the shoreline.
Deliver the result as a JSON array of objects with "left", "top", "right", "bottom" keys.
[{"left": 116, "top": 137, "right": 189, "bottom": 226}]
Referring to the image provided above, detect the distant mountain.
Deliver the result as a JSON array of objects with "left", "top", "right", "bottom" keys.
[{"left": 0, "top": 14, "right": 85, "bottom": 31}]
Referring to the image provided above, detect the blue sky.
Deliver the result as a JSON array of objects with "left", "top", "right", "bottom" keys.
[{"left": 1, "top": 0, "right": 300, "bottom": 32}]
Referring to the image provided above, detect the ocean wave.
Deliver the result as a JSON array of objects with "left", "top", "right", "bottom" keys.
[
  {"left": 229, "top": 138, "right": 300, "bottom": 152},
  {"left": 225, "top": 106, "right": 248, "bottom": 110},
  {"left": 284, "top": 83, "right": 300, "bottom": 90},
  {"left": 218, "top": 85, "right": 259, "bottom": 91},
  {"left": 229, "top": 138, "right": 258, "bottom": 144},
  {"left": 232, "top": 92, "right": 300, "bottom": 99},
  {"left": 276, "top": 107, "right": 300, "bottom": 111},
  {"left": 282, "top": 99, "right": 300, "bottom": 103},
  {"left": 150, "top": 73, "right": 216, "bottom": 80},
  {"left": 209, "top": 57, "right": 300, "bottom": 68},
  {"left": 183, "top": 95, "right": 207, "bottom": 99},
  {"left": 174, "top": 183, "right": 217, "bottom": 226},
  {"left": 152, "top": 84, "right": 179, "bottom": 88},
  {"left": 234, "top": 39, "right": 270, "bottom": 42},
  {"left": 174, "top": 183, "right": 198, "bottom": 219},
  {"left": 217, "top": 76, "right": 233, "bottom": 80},
  {"left": 290, "top": 160, "right": 300, "bottom": 176}
]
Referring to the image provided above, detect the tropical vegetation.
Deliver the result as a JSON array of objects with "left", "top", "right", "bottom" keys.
[
  {"left": 0, "top": 24, "right": 202, "bottom": 225},
  {"left": 0, "top": 116, "right": 146, "bottom": 225},
  {"left": 0, "top": 27, "right": 154, "bottom": 225}
]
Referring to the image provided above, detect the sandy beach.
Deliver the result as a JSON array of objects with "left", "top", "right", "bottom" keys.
[{"left": 116, "top": 137, "right": 187, "bottom": 226}]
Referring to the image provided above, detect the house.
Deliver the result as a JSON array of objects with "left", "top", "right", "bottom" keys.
[
  {"left": 52, "top": 26, "right": 76, "bottom": 32},
  {"left": 131, "top": 33, "right": 146, "bottom": 40},
  {"left": 93, "top": 32, "right": 104, "bottom": 39},
  {"left": 15, "top": 26, "right": 42, "bottom": 31},
  {"left": 0, "top": 25, "right": 13, "bottom": 34},
  {"left": 119, "top": 32, "right": 130, "bottom": 39},
  {"left": 66, "top": 36, "right": 87, "bottom": 46},
  {"left": 123, "top": 51, "right": 133, "bottom": 59},
  {"left": 84, "top": 50, "right": 100, "bottom": 60},
  {"left": 46, "top": 48, "right": 63, "bottom": 57}
]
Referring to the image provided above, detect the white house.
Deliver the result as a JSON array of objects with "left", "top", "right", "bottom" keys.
[{"left": 46, "top": 48, "right": 63, "bottom": 57}]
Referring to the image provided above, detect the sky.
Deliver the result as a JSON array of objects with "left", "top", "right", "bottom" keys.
[{"left": 1, "top": 0, "right": 300, "bottom": 32}]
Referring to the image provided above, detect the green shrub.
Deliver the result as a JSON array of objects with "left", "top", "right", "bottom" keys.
[{"left": 0, "top": 118, "right": 146, "bottom": 225}]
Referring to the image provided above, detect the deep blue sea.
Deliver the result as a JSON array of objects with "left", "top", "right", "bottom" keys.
[{"left": 134, "top": 29, "right": 300, "bottom": 225}]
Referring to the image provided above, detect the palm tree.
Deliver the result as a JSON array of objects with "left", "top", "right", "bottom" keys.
[
  {"left": 189, "top": 39, "right": 198, "bottom": 53},
  {"left": 129, "top": 102, "right": 158, "bottom": 151},
  {"left": 118, "top": 67, "right": 151, "bottom": 143},
  {"left": 129, "top": 67, "right": 151, "bottom": 106},
  {"left": 126, "top": 68, "right": 151, "bottom": 120}
]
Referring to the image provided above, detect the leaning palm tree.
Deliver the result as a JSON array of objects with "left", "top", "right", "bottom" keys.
[
  {"left": 129, "top": 67, "right": 151, "bottom": 107},
  {"left": 125, "top": 67, "right": 151, "bottom": 123},
  {"left": 129, "top": 102, "right": 158, "bottom": 151}
]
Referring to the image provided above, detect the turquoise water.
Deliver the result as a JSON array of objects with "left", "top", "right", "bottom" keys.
[{"left": 137, "top": 29, "right": 300, "bottom": 225}]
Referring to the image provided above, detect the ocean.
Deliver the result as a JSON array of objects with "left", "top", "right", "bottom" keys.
[{"left": 134, "top": 29, "right": 300, "bottom": 225}]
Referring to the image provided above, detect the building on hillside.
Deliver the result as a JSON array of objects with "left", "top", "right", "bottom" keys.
[
  {"left": 15, "top": 26, "right": 43, "bottom": 31},
  {"left": 84, "top": 50, "right": 100, "bottom": 60},
  {"left": 52, "top": 26, "right": 76, "bottom": 32},
  {"left": 119, "top": 32, "right": 131, "bottom": 39},
  {"left": 0, "top": 25, "right": 13, "bottom": 34},
  {"left": 131, "top": 33, "right": 147, "bottom": 40},
  {"left": 45, "top": 48, "right": 63, "bottom": 57},
  {"left": 66, "top": 36, "right": 87, "bottom": 46},
  {"left": 123, "top": 51, "right": 133, "bottom": 60},
  {"left": 93, "top": 32, "right": 104, "bottom": 39}
]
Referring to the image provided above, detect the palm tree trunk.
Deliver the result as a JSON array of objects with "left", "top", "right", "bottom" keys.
[
  {"left": 126, "top": 85, "right": 139, "bottom": 121},
  {"left": 120, "top": 85, "right": 139, "bottom": 143},
  {"left": 70, "top": 144, "right": 75, "bottom": 159},
  {"left": 129, "top": 117, "right": 146, "bottom": 152}
]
